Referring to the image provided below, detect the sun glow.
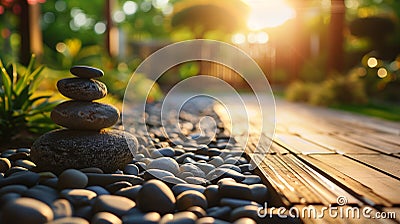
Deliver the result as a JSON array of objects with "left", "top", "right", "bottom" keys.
[{"left": 245, "top": 0, "right": 295, "bottom": 30}]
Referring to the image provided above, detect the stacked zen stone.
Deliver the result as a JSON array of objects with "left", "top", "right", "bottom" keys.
[{"left": 30, "top": 66, "right": 137, "bottom": 174}]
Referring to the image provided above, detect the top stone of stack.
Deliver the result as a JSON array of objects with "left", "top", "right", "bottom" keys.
[{"left": 70, "top": 65, "right": 104, "bottom": 79}]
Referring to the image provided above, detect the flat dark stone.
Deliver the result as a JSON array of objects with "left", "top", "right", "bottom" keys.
[
  {"left": 136, "top": 179, "right": 175, "bottom": 215},
  {"left": 70, "top": 65, "right": 104, "bottom": 78},
  {"left": 57, "top": 78, "right": 107, "bottom": 101},
  {"left": 92, "top": 195, "right": 136, "bottom": 217},
  {"left": 51, "top": 101, "right": 119, "bottom": 130},
  {"left": 0, "top": 171, "right": 40, "bottom": 187},
  {"left": 1, "top": 197, "right": 54, "bottom": 223},
  {"left": 31, "top": 129, "right": 137, "bottom": 174},
  {"left": 86, "top": 173, "right": 144, "bottom": 186}
]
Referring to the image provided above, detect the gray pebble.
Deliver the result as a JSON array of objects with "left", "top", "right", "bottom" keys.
[
  {"left": 196, "top": 217, "right": 231, "bottom": 224},
  {"left": 241, "top": 175, "right": 262, "bottom": 185},
  {"left": 220, "top": 198, "right": 260, "bottom": 208},
  {"left": 80, "top": 167, "right": 104, "bottom": 174},
  {"left": 209, "top": 156, "right": 224, "bottom": 167},
  {"left": 143, "top": 169, "right": 175, "bottom": 180},
  {"left": 105, "top": 181, "right": 132, "bottom": 194},
  {"left": 203, "top": 185, "right": 220, "bottom": 208},
  {"left": 206, "top": 168, "right": 245, "bottom": 183},
  {"left": 0, "top": 171, "right": 39, "bottom": 187},
  {"left": 58, "top": 169, "right": 88, "bottom": 189},
  {"left": 147, "top": 157, "right": 180, "bottom": 175},
  {"left": 86, "top": 186, "right": 110, "bottom": 196},
  {"left": 165, "top": 211, "right": 197, "bottom": 224},
  {"left": 219, "top": 182, "right": 253, "bottom": 201}
]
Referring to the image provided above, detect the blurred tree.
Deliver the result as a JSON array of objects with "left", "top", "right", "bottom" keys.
[{"left": 327, "top": 0, "right": 345, "bottom": 73}]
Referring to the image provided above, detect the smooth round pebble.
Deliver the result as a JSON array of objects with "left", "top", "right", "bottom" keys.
[
  {"left": 52, "top": 199, "right": 73, "bottom": 219},
  {"left": 114, "top": 185, "right": 142, "bottom": 201},
  {"left": 233, "top": 217, "right": 257, "bottom": 224},
  {"left": 92, "top": 212, "right": 122, "bottom": 224},
  {"left": 136, "top": 179, "right": 176, "bottom": 215},
  {"left": 124, "top": 164, "right": 139, "bottom": 176},
  {"left": 92, "top": 195, "right": 136, "bottom": 217},
  {"left": 172, "top": 184, "right": 206, "bottom": 196},
  {"left": 0, "top": 158, "right": 11, "bottom": 173},
  {"left": 176, "top": 190, "right": 208, "bottom": 211},
  {"left": 147, "top": 157, "right": 180, "bottom": 175},
  {"left": 46, "top": 217, "right": 89, "bottom": 224},
  {"left": 70, "top": 65, "right": 104, "bottom": 78},
  {"left": 1, "top": 197, "right": 54, "bottom": 224},
  {"left": 58, "top": 169, "right": 88, "bottom": 189},
  {"left": 122, "top": 212, "right": 160, "bottom": 224},
  {"left": 60, "top": 189, "right": 97, "bottom": 207}
]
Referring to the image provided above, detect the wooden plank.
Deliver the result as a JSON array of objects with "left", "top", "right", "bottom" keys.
[
  {"left": 299, "top": 133, "right": 378, "bottom": 155},
  {"left": 297, "top": 155, "right": 392, "bottom": 207},
  {"left": 369, "top": 132, "right": 400, "bottom": 146},
  {"left": 274, "top": 134, "right": 335, "bottom": 155},
  {"left": 282, "top": 154, "right": 361, "bottom": 206},
  {"left": 338, "top": 133, "right": 400, "bottom": 154},
  {"left": 309, "top": 154, "right": 400, "bottom": 205},
  {"left": 345, "top": 154, "right": 400, "bottom": 180}
]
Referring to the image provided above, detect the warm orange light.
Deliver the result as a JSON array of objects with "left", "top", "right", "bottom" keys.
[{"left": 245, "top": 0, "right": 295, "bottom": 30}]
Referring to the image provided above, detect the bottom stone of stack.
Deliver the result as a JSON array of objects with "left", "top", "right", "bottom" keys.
[{"left": 31, "top": 129, "right": 137, "bottom": 174}]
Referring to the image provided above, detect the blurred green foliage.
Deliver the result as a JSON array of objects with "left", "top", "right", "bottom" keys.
[{"left": 0, "top": 55, "right": 59, "bottom": 143}]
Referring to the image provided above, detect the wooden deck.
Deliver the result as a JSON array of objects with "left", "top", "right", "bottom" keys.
[{"left": 216, "top": 99, "right": 400, "bottom": 223}]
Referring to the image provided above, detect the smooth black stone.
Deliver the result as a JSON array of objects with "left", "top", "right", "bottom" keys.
[
  {"left": 162, "top": 176, "right": 187, "bottom": 186},
  {"left": 175, "top": 153, "right": 195, "bottom": 164},
  {"left": 74, "top": 205, "right": 92, "bottom": 220},
  {"left": 0, "top": 158, "right": 11, "bottom": 173},
  {"left": 46, "top": 217, "right": 89, "bottom": 224},
  {"left": 86, "top": 186, "right": 110, "bottom": 196},
  {"left": 122, "top": 212, "right": 160, "bottom": 224},
  {"left": 0, "top": 171, "right": 40, "bottom": 187},
  {"left": 1, "top": 197, "right": 54, "bottom": 224},
  {"left": 52, "top": 199, "right": 73, "bottom": 219},
  {"left": 220, "top": 198, "right": 260, "bottom": 208},
  {"left": 166, "top": 211, "right": 197, "bottom": 224},
  {"left": 92, "top": 195, "right": 136, "bottom": 217},
  {"left": 60, "top": 189, "right": 97, "bottom": 207},
  {"left": 176, "top": 190, "right": 207, "bottom": 211},
  {"left": 4, "top": 166, "right": 28, "bottom": 177},
  {"left": 58, "top": 169, "right": 88, "bottom": 190},
  {"left": 105, "top": 181, "right": 133, "bottom": 194},
  {"left": 7, "top": 152, "right": 29, "bottom": 161},
  {"left": 86, "top": 173, "right": 144, "bottom": 186},
  {"left": 135, "top": 162, "right": 147, "bottom": 173},
  {"left": 147, "top": 157, "right": 180, "bottom": 175},
  {"left": 0, "top": 193, "right": 21, "bottom": 209},
  {"left": 196, "top": 217, "right": 231, "bottom": 224},
  {"left": 187, "top": 206, "right": 207, "bottom": 218},
  {"left": 172, "top": 184, "right": 206, "bottom": 196},
  {"left": 204, "top": 185, "right": 220, "bottom": 208},
  {"left": 241, "top": 175, "right": 262, "bottom": 185},
  {"left": 40, "top": 177, "right": 58, "bottom": 188},
  {"left": 91, "top": 212, "right": 122, "bottom": 224},
  {"left": 0, "top": 184, "right": 28, "bottom": 196},
  {"left": 23, "top": 186, "right": 58, "bottom": 206},
  {"left": 124, "top": 164, "right": 139, "bottom": 176},
  {"left": 114, "top": 185, "right": 142, "bottom": 201},
  {"left": 136, "top": 180, "right": 175, "bottom": 215},
  {"left": 156, "top": 147, "right": 175, "bottom": 157},
  {"left": 249, "top": 184, "right": 268, "bottom": 204},
  {"left": 80, "top": 167, "right": 104, "bottom": 174},
  {"left": 219, "top": 182, "right": 253, "bottom": 201},
  {"left": 207, "top": 206, "right": 232, "bottom": 221},
  {"left": 16, "top": 148, "right": 31, "bottom": 153},
  {"left": 238, "top": 164, "right": 253, "bottom": 173},
  {"left": 233, "top": 217, "right": 257, "bottom": 224},
  {"left": 70, "top": 65, "right": 104, "bottom": 78}
]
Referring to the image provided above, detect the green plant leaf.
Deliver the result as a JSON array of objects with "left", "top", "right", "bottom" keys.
[{"left": 0, "top": 60, "right": 12, "bottom": 111}]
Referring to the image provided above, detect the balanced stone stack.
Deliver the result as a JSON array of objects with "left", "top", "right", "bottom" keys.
[{"left": 31, "top": 66, "right": 137, "bottom": 174}]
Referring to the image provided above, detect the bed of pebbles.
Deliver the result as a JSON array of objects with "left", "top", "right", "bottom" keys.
[{"left": 0, "top": 67, "right": 295, "bottom": 224}]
